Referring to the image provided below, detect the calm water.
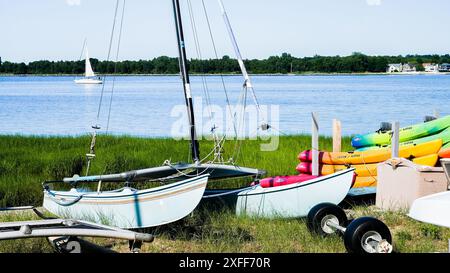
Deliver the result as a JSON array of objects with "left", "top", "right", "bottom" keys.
[{"left": 0, "top": 75, "right": 449, "bottom": 137}]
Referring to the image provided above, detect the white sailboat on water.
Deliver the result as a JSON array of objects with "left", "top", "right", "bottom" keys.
[{"left": 75, "top": 47, "right": 103, "bottom": 84}]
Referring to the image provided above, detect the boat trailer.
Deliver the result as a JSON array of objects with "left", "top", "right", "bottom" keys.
[
  {"left": 0, "top": 206, "right": 154, "bottom": 253},
  {"left": 306, "top": 203, "right": 393, "bottom": 253}
]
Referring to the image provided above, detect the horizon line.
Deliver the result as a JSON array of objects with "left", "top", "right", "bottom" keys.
[{"left": 2, "top": 52, "right": 450, "bottom": 64}]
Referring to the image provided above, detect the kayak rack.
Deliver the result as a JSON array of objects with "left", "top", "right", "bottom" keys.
[
  {"left": 0, "top": 206, "right": 154, "bottom": 253},
  {"left": 441, "top": 158, "right": 450, "bottom": 190},
  {"left": 440, "top": 159, "right": 450, "bottom": 253}
]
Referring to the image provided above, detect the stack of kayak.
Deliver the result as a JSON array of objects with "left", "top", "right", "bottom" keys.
[
  {"left": 255, "top": 115, "right": 450, "bottom": 192},
  {"left": 297, "top": 115, "right": 450, "bottom": 189},
  {"left": 297, "top": 140, "right": 442, "bottom": 188}
]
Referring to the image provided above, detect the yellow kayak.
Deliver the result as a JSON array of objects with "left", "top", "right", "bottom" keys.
[
  {"left": 353, "top": 176, "right": 377, "bottom": 188},
  {"left": 299, "top": 154, "right": 439, "bottom": 177},
  {"left": 299, "top": 139, "right": 442, "bottom": 165}
]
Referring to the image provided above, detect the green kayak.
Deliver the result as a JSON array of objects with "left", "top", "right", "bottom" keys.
[
  {"left": 356, "top": 126, "right": 450, "bottom": 151},
  {"left": 352, "top": 115, "right": 450, "bottom": 148}
]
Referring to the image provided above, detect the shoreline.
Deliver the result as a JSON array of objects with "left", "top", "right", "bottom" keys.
[
  {"left": 0, "top": 133, "right": 355, "bottom": 139},
  {"left": 1, "top": 72, "right": 450, "bottom": 77}
]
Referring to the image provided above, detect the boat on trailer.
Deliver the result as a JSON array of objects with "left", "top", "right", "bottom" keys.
[
  {"left": 43, "top": 174, "right": 209, "bottom": 229},
  {"left": 203, "top": 169, "right": 355, "bottom": 218}
]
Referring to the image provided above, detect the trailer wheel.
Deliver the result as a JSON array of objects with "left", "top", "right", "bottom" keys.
[
  {"left": 344, "top": 217, "right": 392, "bottom": 253},
  {"left": 50, "top": 236, "right": 82, "bottom": 253},
  {"left": 129, "top": 240, "right": 143, "bottom": 253},
  {"left": 307, "top": 203, "right": 347, "bottom": 236}
]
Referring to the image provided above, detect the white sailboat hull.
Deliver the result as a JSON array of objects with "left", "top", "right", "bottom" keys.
[
  {"left": 408, "top": 191, "right": 450, "bottom": 228},
  {"left": 74, "top": 78, "right": 103, "bottom": 84},
  {"left": 235, "top": 169, "right": 355, "bottom": 218},
  {"left": 43, "top": 174, "right": 209, "bottom": 229}
]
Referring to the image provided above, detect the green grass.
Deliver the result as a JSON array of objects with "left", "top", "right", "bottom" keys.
[
  {"left": 0, "top": 134, "right": 348, "bottom": 207},
  {"left": 0, "top": 135, "right": 449, "bottom": 253}
]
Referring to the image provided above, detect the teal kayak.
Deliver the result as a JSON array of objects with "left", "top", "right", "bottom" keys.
[{"left": 352, "top": 115, "right": 450, "bottom": 148}]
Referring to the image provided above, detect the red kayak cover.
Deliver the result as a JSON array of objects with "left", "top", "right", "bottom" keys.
[
  {"left": 259, "top": 174, "right": 318, "bottom": 188},
  {"left": 298, "top": 150, "right": 319, "bottom": 162},
  {"left": 296, "top": 162, "right": 316, "bottom": 173},
  {"left": 298, "top": 150, "right": 327, "bottom": 162}
]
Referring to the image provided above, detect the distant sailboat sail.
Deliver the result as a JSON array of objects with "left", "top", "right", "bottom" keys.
[
  {"left": 75, "top": 46, "right": 102, "bottom": 84},
  {"left": 84, "top": 48, "right": 96, "bottom": 78}
]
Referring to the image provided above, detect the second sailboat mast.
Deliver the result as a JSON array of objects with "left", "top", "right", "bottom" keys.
[{"left": 172, "top": 0, "right": 200, "bottom": 163}]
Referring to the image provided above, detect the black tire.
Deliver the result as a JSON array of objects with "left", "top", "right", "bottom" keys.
[
  {"left": 344, "top": 217, "right": 392, "bottom": 254},
  {"left": 51, "top": 236, "right": 82, "bottom": 253},
  {"left": 307, "top": 203, "right": 347, "bottom": 236}
]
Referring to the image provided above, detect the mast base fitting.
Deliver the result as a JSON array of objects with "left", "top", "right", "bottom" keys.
[{"left": 260, "top": 123, "right": 271, "bottom": 131}]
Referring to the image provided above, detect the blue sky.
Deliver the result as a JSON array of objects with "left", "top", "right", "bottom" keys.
[{"left": 1, "top": 0, "right": 450, "bottom": 62}]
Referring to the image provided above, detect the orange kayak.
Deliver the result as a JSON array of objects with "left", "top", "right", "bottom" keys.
[
  {"left": 353, "top": 176, "right": 377, "bottom": 188},
  {"left": 298, "top": 139, "right": 442, "bottom": 165},
  {"left": 297, "top": 154, "right": 439, "bottom": 176},
  {"left": 438, "top": 143, "right": 450, "bottom": 158}
]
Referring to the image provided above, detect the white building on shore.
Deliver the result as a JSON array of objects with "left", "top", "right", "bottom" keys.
[
  {"left": 402, "top": 63, "right": 417, "bottom": 73},
  {"left": 388, "top": 62, "right": 450, "bottom": 74},
  {"left": 387, "top": 63, "right": 403, "bottom": 73},
  {"left": 387, "top": 63, "right": 417, "bottom": 73},
  {"left": 439, "top": 63, "right": 450, "bottom": 72},
  {"left": 422, "top": 63, "right": 439, "bottom": 73}
]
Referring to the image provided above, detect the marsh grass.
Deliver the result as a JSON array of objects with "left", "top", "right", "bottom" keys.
[
  {"left": 0, "top": 210, "right": 53, "bottom": 253},
  {"left": 1, "top": 135, "right": 449, "bottom": 253},
  {"left": 0, "top": 134, "right": 352, "bottom": 207}
]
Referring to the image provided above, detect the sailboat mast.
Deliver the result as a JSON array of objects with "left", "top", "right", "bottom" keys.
[
  {"left": 172, "top": 0, "right": 200, "bottom": 163},
  {"left": 218, "top": 0, "right": 262, "bottom": 111},
  {"left": 217, "top": 0, "right": 252, "bottom": 89}
]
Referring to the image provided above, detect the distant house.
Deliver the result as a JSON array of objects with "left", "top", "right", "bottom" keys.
[
  {"left": 422, "top": 63, "right": 439, "bottom": 73},
  {"left": 423, "top": 63, "right": 439, "bottom": 73},
  {"left": 402, "top": 63, "right": 417, "bottom": 73},
  {"left": 439, "top": 63, "right": 450, "bottom": 72},
  {"left": 387, "top": 63, "right": 403, "bottom": 73}
]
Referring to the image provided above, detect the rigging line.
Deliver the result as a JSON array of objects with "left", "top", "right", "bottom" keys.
[
  {"left": 106, "top": 0, "right": 127, "bottom": 134},
  {"left": 186, "top": 0, "right": 213, "bottom": 128},
  {"left": 232, "top": 86, "right": 246, "bottom": 161},
  {"left": 199, "top": 0, "right": 243, "bottom": 162},
  {"left": 199, "top": 131, "right": 228, "bottom": 164},
  {"left": 216, "top": 0, "right": 267, "bottom": 131},
  {"left": 95, "top": 0, "right": 120, "bottom": 123},
  {"left": 265, "top": 124, "right": 288, "bottom": 136},
  {"left": 200, "top": 0, "right": 237, "bottom": 139},
  {"left": 85, "top": 0, "right": 120, "bottom": 177},
  {"left": 186, "top": 0, "right": 223, "bottom": 162},
  {"left": 200, "top": 134, "right": 227, "bottom": 163},
  {"left": 236, "top": 87, "right": 249, "bottom": 165},
  {"left": 74, "top": 38, "right": 87, "bottom": 76},
  {"left": 232, "top": 85, "right": 248, "bottom": 164},
  {"left": 78, "top": 38, "right": 87, "bottom": 62},
  {"left": 188, "top": 1, "right": 217, "bottom": 137}
]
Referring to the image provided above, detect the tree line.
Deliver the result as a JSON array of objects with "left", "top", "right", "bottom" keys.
[{"left": 1, "top": 53, "right": 450, "bottom": 75}]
